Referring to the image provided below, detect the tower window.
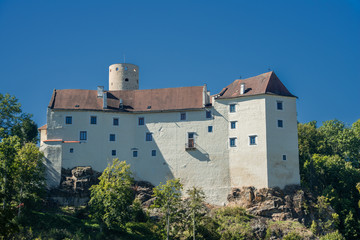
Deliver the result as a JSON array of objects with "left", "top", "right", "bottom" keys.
[
  {"left": 146, "top": 133, "right": 152, "bottom": 141},
  {"left": 249, "top": 135, "right": 257, "bottom": 145},
  {"left": 116, "top": 67, "right": 119, "bottom": 71},
  {"left": 90, "top": 116, "right": 97, "bottom": 125},
  {"left": 278, "top": 120, "right": 283, "bottom": 128},
  {"left": 283, "top": 155, "right": 287, "bottom": 161},
  {"left": 133, "top": 150, "right": 138, "bottom": 157},
  {"left": 80, "top": 131, "right": 87, "bottom": 141},
  {"left": 125, "top": 78, "right": 129, "bottom": 82},
  {"left": 277, "top": 101, "right": 283, "bottom": 110},
  {"left": 138, "top": 117, "right": 144, "bottom": 125},
  {"left": 110, "top": 134, "right": 116, "bottom": 141},
  {"left": 230, "top": 138, "right": 236, "bottom": 147},
  {"left": 113, "top": 118, "right": 119, "bottom": 126},
  {"left": 230, "top": 121, "right": 237, "bottom": 129},
  {"left": 112, "top": 150, "right": 116, "bottom": 156},
  {"left": 206, "top": 110, "right": 212, "bottom": 118},
  {"left": 70, "top": 148, "right": 74, "bottom": 153},
  {"left": 208, "top": 126, "right": 213, "bottom": 132},
  {"left": 230, "top": 104, "right": 236, "bottom": 113},
  {"left": 180, "top": 113, "right": 186, "bottom": 120},
  {"left": 65, "top": 116, "right": 72, "bottom": 124},
  {"left": 152, "top": 150, "right": 156, "bottom": 156}
]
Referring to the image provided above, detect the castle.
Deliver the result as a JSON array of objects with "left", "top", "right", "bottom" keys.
[{"left": 39, "top": 63, "right": 300, "bottom": 205}]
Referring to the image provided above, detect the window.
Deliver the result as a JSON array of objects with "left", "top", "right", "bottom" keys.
[
  {"left": 133, "top": 150, "right": 138, "bottom": 157},
  {"left": 208, "top": 126, "right": 213, "bottom": 132},
  {"left": 65, "top": 116, "right": 72, "bottom": 124},
  {"left": 187, "top": 132, "right": 195, "bottom": 148},
  {"left": 138, "top": 117, "right": 144, "bottom": 125},
  {"left": 249, "top": 135, "right": 257, "bottom": 145},
  {"left": 113, "top": 118, "right": 119, "bottom": 126},
  {"left": 230, "top": 138, "right": 236, "bottom": 147},
  {"left": 277, "top": 101, "right": 283, "bottom": 110},
  {"left": 283, "top": 155, "right": 287, "bottom": 161},
  {"left": 146, "top": 133, "right": 152, "bottom": 141},
  {"left": 278, "top": 120, "right": 283, "bottom": 128},
  {"left": 230, "top": 104, "right": 236, "bottom": 113},
  {"left": 80, "top": 131, "right": 87, "bottom": 141},
  {"left": 109, "top": 134, "right": 116, "bottom": 141},
  {"left": 206, "top": 110, "right": 212, "bottom": 118},
  {"left": 152, "top": 150, "right": 156, "bottom": 156},
  {"left": 180, "top": 113, "right": 186, "bottom": 120},
  {"left": 112, "top": 150, "right": 116, "bottom": 156},
  {"left": 90, "top": 116, "right": 97, "bottom": 124},
  {"left": 69, "top": 148, "right": 74, "bottom": 153},
  {"left": 230, "top": 121, "right": 236, "bottom": 129}
]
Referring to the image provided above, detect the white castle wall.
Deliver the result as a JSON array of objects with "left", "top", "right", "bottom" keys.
[
  {"left": 42, "top": 95, "right": 300, "bottom": 205},
  {"left": 265, "top": 95, "right": 300, "bottom": 188}
]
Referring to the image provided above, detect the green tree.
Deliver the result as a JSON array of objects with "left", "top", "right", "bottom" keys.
[
  {"left": 185, "top": 187, "right": 206, "bottom": 240},
  {"left": 13, "top": 142, "right": 45, "bottom": 217},
  {"left": 89, "top": 159, "right": 134, "bottom": 230},
  {"left": 0, "top": 93, "right": 38, "bottom": 143},
  {"left": 344, "top": 211, "right": 360, "bottom": 240},
  {"left": 151, "top": 178, "right": 183, "bottom": 240}
]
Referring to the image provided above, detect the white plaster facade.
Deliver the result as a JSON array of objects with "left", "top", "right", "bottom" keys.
[{"left": 40, "top": 64, "right": 300, "bottom": 205}]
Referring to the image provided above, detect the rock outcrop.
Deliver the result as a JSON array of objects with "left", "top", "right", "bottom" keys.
[
  {"left": 227, "top": 185, "right": 315, "bottom": 224},
  {"left": 48, "top": 167, "right": 155, "bottom": 207},
  {"left": 49, "top": 167, "right": 101, "bottom": 206}
]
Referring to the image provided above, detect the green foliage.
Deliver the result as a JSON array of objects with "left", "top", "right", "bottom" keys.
[
  {"left": 183, "top": 187, "right": 207, "bottom": 240},
  {"left": 213, "top": 206, "right": 254, "bottom": 240},
  {"left": 0, "top": 93, "right": 38, "bottom": 143},
  {"left": 283, "top": 231, "right": 302, "bottom": 240},
  {"left": 151, "top": 178, "right": 183, "bottom": 239},
  {"left": 89, "top": 159, "right": 134, "bottom": 230},
  {"left": 298, "top": 119, "right": 360, "bottom": 238},
  {"left": 344, "top": 211, "right": 360, "bottom": 240},
  {"left": 319, "top": 230, "right": 345, "bottom": 240}
]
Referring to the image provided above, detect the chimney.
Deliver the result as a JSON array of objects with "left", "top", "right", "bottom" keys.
[
  {"left": 97, "top": 86, "right": 104, "bottom": 98},
  {"left": 119, "top": 98, "right": 123, "bottom": 109},
  {"left": 103, "top": 92, "right": 107, "bottom": 109},
  {"left": 240, "top": 83, "right": 245, "bottom": 95}
]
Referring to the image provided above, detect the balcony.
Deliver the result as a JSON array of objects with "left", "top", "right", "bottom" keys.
[{"left": 185, "top": 139, "right": 196, "bottom": 150}]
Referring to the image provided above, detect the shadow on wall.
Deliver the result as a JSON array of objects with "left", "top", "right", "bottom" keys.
[{"left": 125, "top": 125, "right": 174, "bottom": 186}]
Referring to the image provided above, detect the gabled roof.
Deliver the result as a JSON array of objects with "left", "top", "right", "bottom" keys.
[
  {"left": 216, "top": 71, "right": 296, "bottom": 99},
  {"left": 48, "top": 86, "right": 205, "bottom": 112},
  {"left": 38, "top": 124, "right": 47, "bottom": 130}
]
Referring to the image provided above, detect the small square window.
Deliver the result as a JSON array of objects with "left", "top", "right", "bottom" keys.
[
  {"left": 146, "top": 133, "right": 152, "bottom": 141},
  {"left": 90, "top": 116, "right": 97, "bottom": 124},
  {"left": 230, "top": 138, "right": 236, "bottom": 147},
  {"left": 208, "top": 126, "right": 213, "bottom": 132},
  {"left": 112, "top": 150, "right": 116, "bottom": 156},
  {"left": 113, "top": 118, "right": 119, "bottom": 126},
  {"left": 230, "top": 121, "right": 236, "bottom": 129},
  {"left": 65, "top": 116, "right": 72, "bottom": 124},
  {"left": 133, "top": 150, "right": 138, "bottom": 157},
  {"left": 206, "top": 110, "right": 212, "bottom": 118},
  {"left": 188, "top": 132, "right": 194, "bottom": 139},
  {"left": 277, "top": 101, "right": 283, "bottom": 110},
  {"left": 180, "top": 113, "right": 186, "bottom": 120},
  {"left": 138, "top": 117, "right": 144, "bottom": 126},
  {"left": 110, "top": 134, "right": 116, "bottom": 141},
  {"left": 152, "top": 150, "right": 156, "bottom": 156},
  {"left": 80, "top": 131, "right": 87, "bottom": 141},
  {"left": 230, "top": 104, "right": 236, "bottom": 113},
  {"left": 283, "top": 155, "right": 287, "bottom": 161},
  {"left": 278, "top": 120, "right": 283, "bottom": 128},
  {"left": 69, "top": 148, "right": 74, "bottom": 153},
  {"left": 249, "top": 135, "right": 256, "bottom": 145}
]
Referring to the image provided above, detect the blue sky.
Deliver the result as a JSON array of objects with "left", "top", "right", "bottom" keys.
[{"left": 0, "top": 0, "right": 359, "bottom": 127}]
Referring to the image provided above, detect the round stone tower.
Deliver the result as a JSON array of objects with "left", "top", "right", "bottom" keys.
[{"left": 109, "top": 63, "right": 139, "bottom": 90}]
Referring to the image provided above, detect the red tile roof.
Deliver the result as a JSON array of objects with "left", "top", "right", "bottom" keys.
[
  {"left": 216, "top": 71, "right": 296, "bottom": 99},
  {"left": 38, "top": 124, "right": 47, "bottom": 130},
  {"left": 49, "top": 86, "right": 206, "bottom": 112}
]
